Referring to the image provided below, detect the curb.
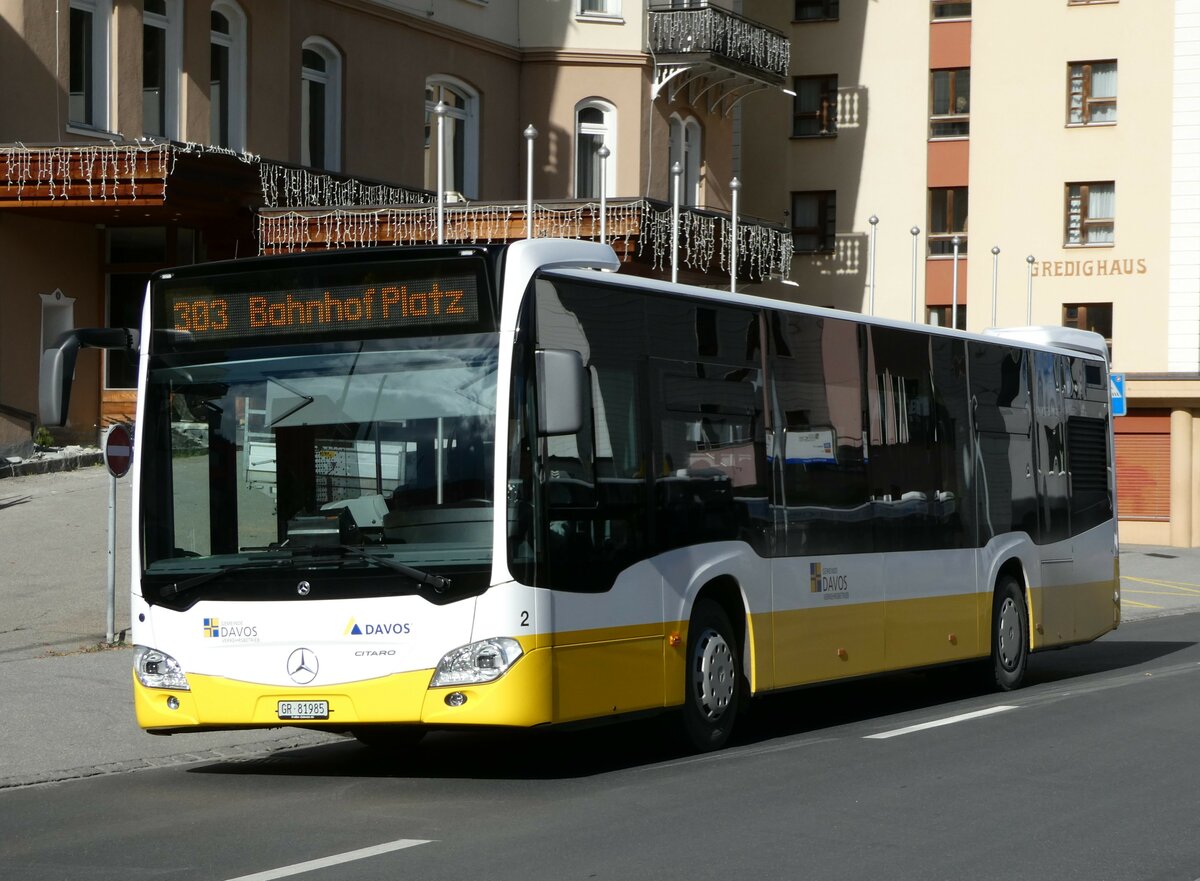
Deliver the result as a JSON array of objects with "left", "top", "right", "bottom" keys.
[
  {"left": 1, "top": 450, "right": 104, "bottom": 480},
  {"left": 0, "top": 731, "right": 344, "bottom": 791}
]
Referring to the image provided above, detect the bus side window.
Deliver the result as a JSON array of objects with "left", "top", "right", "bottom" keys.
[
  {"left": 647, "top": 301, "right": 769, "bottom": 556},
  {"left": 534, "top": 277, "right": 648, "bottom": 591},
  {"left": 771, "top": 313, "right": 869, "bottom": 556},
  {"left": 866, "top": 327, "right": 970, "bottom": 552},
  {"left": 970, "top": 342, "right": 1035, "bottom": 542}
]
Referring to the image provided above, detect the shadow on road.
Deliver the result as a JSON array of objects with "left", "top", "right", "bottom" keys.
[{"left": 186, "top": 633, "right": 1195, "bottom": 783}]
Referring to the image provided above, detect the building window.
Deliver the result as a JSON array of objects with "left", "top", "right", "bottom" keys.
[
  {"left": 143, "top": 0, "right": 181, "bottom": 139},
  {"left": 669, "top": 114, "right": 702, "bottom": 206},
  {"left": 792, "top": 75, "right": 838, "bottom": 137},
  {"left": 927, "top": 305, "right": 967, "bottom": 328},
  {"left": 1069, "top": 1, "right": 1117, "bottom": 5},
  {"left": 69, "top": 0, "right": 111, "bottom": 130},
  {"left": 929, "top": 187, "right": 968, "bottom": 255},
  {"left": 301, "top": 38, "right": 342, "bottom": 171},
  {"left": 1065, "top": 182, "right": 1115, "bottom": 246},
  {"left": 425, "top": 78, "right": 479, "bottom": 200},
  {"left": 1063, "top": 303, "right": 1113, "bottom": 359},
  {"left": 210, "top": 2, "right": 247, "bottom": 150},
  {"left": 575, "top": 100, "right": 617, "bottom": 200},
  {"left": 1068, "top": 61, "right": 1117, "bottom": 125},
  {"left": 579, "top": 0, "right": 618, "bottom": 14},
  {"left": 791, "top": 191, "right": 836, "bottom": 253},
  {"left": 932, "top": 0, "right": 971, "bottom": 18},
  {"left": 795, "top": 0, "right": 838, "bottom": 20},
  {"left": 930, "top": 68, "right": 970, "bottom": 138}
]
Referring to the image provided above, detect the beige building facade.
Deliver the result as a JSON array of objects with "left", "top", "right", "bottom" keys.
[
  {"left": 0, "top": 0, "right": 789, "bottom": 452},
  {"left": 738, "top": 0, "right": 1200, "bottom": 546}
]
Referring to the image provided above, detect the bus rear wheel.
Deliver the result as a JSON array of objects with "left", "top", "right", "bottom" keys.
[
  {"left": 990, "top": 576, "right": 1029, "bottom": 691},
  {"left": 682, "top": 599, "right": 741, "bottom": 752}
]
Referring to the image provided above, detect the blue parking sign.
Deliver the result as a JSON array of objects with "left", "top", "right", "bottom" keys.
[{"left": 1111, "top": 372, "right": 1126, "bottom": 417}]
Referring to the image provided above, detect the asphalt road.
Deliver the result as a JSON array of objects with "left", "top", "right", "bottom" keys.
[{"left": 1, "top": 610, "right": 1197, "bottom": 881}]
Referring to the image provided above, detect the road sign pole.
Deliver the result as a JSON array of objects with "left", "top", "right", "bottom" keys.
[
  {"left": 102, "top": 423, "right": 132, "bottom": 644},
  {"left": 107, "top": 470, "right": 116, "bottom": 644}
]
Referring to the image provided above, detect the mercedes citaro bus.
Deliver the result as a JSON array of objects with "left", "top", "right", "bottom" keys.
[{"left": 40, "top": 238, "right": 1119, "bottom": 751}]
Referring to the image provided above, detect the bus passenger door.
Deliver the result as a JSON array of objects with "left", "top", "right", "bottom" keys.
[{"left": 1032, "top": 351, "right": 1074, "bottom": 645}]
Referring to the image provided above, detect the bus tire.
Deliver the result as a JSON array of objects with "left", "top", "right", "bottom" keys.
[
  {"left": 351, "top": 725, "right": 426, "bottom": 750},
  {"left": 990, "top": 575, "right": 1029, "bottom": 691},
  {"left": 682, "top": 599, "right": 741, "bottom": 752}
]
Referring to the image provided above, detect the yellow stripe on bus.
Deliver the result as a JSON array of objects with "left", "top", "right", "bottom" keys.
[{"left": 134, "top": 577, "right": 1118, "bottom": 733}]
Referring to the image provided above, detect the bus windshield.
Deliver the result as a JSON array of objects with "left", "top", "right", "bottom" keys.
[{"left": 138, "top": 334, "right": 498, "bottom": 604}]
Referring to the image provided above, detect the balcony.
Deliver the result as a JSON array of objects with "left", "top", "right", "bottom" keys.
[{"left": 648, "top": 2, "right": 789, "bottom": 113}]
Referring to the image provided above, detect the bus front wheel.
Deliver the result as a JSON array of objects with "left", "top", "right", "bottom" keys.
[
  {"left": 990, "top": 576, "right": 1029, "bottom": 691},
  {"left": 682, "top": 599, "right": 741, "bottom": 752}
]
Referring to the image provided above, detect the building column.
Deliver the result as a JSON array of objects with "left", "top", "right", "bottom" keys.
[
  {"left": 1192, "top": 413, "right": 1200, "bottom": 548},
  {"left": 1169, "top": 408, "right": 1193, "bottom": 547}
]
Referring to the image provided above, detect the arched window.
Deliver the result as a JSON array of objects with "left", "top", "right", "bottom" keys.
[
  {"left": 301, "top": 37, "right": 342, "bottom": 171},
  {"left": 143, "top": 0, "right": 182, "bottom": 138},
  {"left": 210, "top": 1, "right": 246, "bottom": 150},
  {"left": 668, "top": 114, "right": 702, "bottom": 206},
  {"left": 424, "top": 77, "right": 479, "bottom": 200},
  {"left": 575, "top": 99, "right": 615, "bottom": 199}
]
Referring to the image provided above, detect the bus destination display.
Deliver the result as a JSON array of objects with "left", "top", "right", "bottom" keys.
[{"left": 165, "top": 275, "right": 480, "bottom": 341}]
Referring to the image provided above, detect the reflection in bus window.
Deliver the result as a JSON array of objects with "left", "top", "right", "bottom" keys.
[{"left": 771, "top": 313, "right": 869, "bottom": 555}]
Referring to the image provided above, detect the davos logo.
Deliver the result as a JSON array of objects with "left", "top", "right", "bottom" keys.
[
  {"left": 203, "top": 617, "right": 260, "bottom": 641},
  {"left": 344, "top": 617, "right": 412, "bottom": 637},
  {"left": 809, "top": 563, "right": 849, "bottom": 599}
]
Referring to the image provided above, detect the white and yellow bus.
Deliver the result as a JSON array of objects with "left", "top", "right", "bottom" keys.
[{"left": 41, "top": 238, "right": 1119, "bottom": 751}]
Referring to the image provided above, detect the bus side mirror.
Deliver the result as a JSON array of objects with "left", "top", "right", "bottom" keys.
[
  {"left": 39, "top": 337, "right": 81, "bottom": 427},
  {"left": 536, "top": 349, "right": 585, "bottom": 437},
  {"left": 39, "top": 328, "right": 140, "bottom": 427}
]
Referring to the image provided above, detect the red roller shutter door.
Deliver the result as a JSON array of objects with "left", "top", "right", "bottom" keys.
[{"left": 1115, "top": 433, "right": 1170, "bottom": 520}]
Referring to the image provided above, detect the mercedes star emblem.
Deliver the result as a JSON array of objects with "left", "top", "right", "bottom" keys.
[
  {"left": 286, "top": 648, "right": 319, "bottom": 684},
  {"left": 297, "top": 580, "right": 312, "bottom": 596}
]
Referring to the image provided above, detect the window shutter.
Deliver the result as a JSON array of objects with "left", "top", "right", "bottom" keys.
[{"left": 1115, "top": 433, "right": 1170, "bottom": 520}]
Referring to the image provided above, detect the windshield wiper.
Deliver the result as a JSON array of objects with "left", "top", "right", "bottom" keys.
[
  {"left": 157, "top": 546, "right": 452, "bottom": 599},
  {"left": 332, "top": 545, "right": 452, "bottom": 594},
  {"left": 159, "top": 556, "right": 296, "bottom": 598}
]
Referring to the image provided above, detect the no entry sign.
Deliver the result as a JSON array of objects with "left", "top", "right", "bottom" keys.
[{"left": 103, "top": 423, "right": 132, "bottom": 478}]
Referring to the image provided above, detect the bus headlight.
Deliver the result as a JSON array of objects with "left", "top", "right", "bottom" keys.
[
  {"left": 133, "top": 645, "right": 191, "bottom": 691},
  {"left": 430, "top": 637, "right": 523, "bottom": 687}
]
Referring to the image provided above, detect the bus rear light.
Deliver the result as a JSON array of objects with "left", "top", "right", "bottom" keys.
[{"left": 134, "top": 645, "right": 191, "bottom": 691}]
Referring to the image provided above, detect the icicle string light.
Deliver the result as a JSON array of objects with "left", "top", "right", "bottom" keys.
[
  {"left": 1, "top": 142, "right": 174, "bottom": 202},
  {"left": 259, "top": 200, "right": 793, "bottom": 282},
  {"left": 649, "top": 7, "right": 789, "bottom": 81},
  {"left": 258, "top": 162, "right": 430, "bottom": 209},
  {"left": 1, "top": 144, "right": 792, "bottom": 281}
]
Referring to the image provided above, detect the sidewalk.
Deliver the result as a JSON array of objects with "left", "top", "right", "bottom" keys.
[
  {"left": 0, "top": 464, "right": 342, "bottom": 788},
  {"left": 1116, "top": 544, "right": 1200, "bottom": 619},
  {"left": 2, "top": 464, "right": 1198, "bottom": 788}
]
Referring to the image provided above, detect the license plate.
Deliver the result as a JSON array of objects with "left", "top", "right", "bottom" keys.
[{"left": 277, "top": 700, "right": 329, "bottom": 720}]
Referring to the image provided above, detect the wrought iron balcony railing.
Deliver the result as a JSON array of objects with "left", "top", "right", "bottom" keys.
[{"left": 648, "top": 3, "right": 790, "bottom": 85}]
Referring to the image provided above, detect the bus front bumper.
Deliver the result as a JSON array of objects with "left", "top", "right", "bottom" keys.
[{"left": 133, "top": 646, "right": 554, "bottom": 733}]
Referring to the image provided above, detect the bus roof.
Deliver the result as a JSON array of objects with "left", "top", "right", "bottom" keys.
[{"left": 536, "top": 261, "right": 1110, "bottom": 365}]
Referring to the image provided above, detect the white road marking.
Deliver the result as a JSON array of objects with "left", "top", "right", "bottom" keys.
[
  {"left": 865, "top": 705, "right": 1018, "bottom": 740},
  {"left": 222, "top": 838, "right": 433, "bottom": 881}
]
